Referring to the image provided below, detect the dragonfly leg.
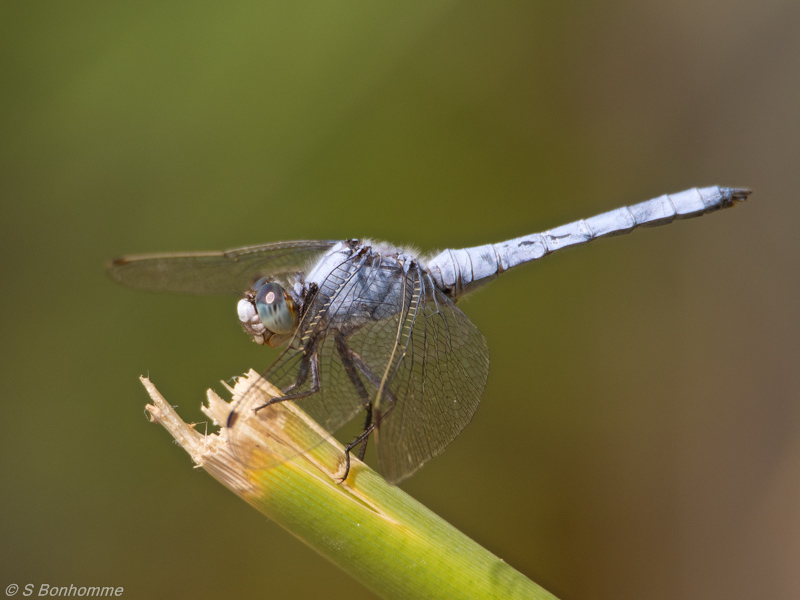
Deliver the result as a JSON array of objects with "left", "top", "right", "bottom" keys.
[
  {"left": 253, "top": 349, "right": 321, "bottom": 413},
  {"left": 334, "top": 331, "right": 374, "bottom": 462},
  {"left": 338, "top": 397, "right": 400, "bottom": 483},
  {"left": 339, "top": 411, "right": 376, "bottom": 484},
  {"left": 357, "top": 404, "right": 372, "bottom": 461},
  {"left": 348, "top": 350, "right": 398, "bottom": 414},
  {"left": 336, "top": 338, "right": 396, "bottom": 405},
  {"left": 331, "top": 331, "right": 401, "bottom": 483},
  {"left": 334, "top": 331, "right": 371, "bottom": 408},
  {"left": 337, "top": 337, "right": 399, "bottom": 419},
  {"left": 227, "top": 351, "right": 323, "bottom": 428}
]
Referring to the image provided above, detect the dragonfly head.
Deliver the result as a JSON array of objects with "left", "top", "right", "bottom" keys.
[{"left": 237, "top": 278, "right": 299, "bottom": 347}]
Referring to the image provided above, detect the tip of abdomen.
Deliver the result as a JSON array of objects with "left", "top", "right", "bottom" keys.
[{"left": 724, "top": 188, "right": 753, "bottom": 202}]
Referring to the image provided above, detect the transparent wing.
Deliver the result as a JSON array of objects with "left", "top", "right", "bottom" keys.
[
  {"left": 374, "top": 272, "right": 490, "bottom": 484},
  {"left": 107, "top": 240, "right": 338, "bottom": 294}
]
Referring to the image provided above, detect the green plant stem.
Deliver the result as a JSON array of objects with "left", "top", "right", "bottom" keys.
[{"left": 143, "top": 371, "right": 558, "bottom": 600}]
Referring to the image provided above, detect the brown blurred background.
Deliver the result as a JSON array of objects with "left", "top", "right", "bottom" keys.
[{"left": 1, "top": 1, "right": 798, "bottom": 599}]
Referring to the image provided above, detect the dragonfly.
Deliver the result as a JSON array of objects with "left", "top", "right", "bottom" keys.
[{"left": 109, "top": 186, "right": 750, "bottom": 484}]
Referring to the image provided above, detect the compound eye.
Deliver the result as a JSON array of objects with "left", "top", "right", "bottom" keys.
[{"left": 254, "top": 281, "right": 297, "bottom": 335}]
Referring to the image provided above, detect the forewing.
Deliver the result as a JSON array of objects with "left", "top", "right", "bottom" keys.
[
  {"left": 374, "top": 272, "right": 490, "bottom": 484},
  {"left": 108, "top": 240, "right": 337, "bottom": 294}
]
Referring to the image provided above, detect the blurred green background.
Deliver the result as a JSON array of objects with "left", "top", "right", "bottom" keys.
[{"left": 2, "top": 1, "right": 798, "bottom": 599}]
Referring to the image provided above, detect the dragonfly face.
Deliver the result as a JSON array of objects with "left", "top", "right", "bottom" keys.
[{"left": 238, "top": 278, "right": 301, "bottom": 348}]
